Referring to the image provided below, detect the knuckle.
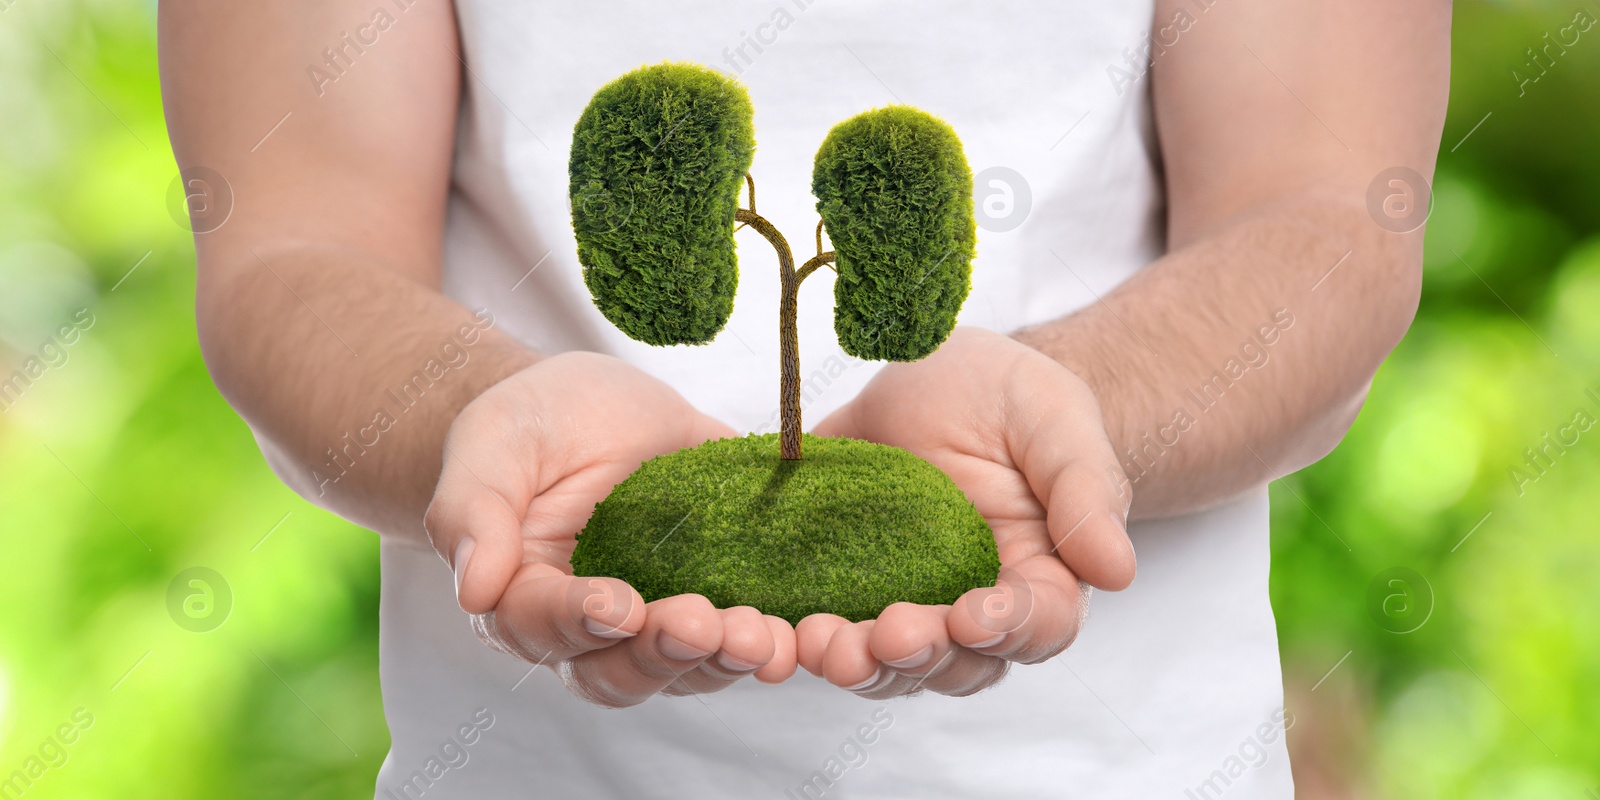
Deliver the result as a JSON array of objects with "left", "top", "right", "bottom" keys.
[
  {"left": 496, "top": 587, "right": 566, "bottom": 655},
  {"left": 475, "top": 607, "right": 561, "bottom": 665},
  {"left": 1056, "top": 461, "right": 1105, "bottom": 499},
  {"left": 468, "top": 611, "right": 513, "bottom": 655},
  {"left": 941, "top": 659, "right": 1011, "bottom": 697},
  {"left": 559, "top": 661, "right": 636, "bottom": 709},
  {"left": 1013, "top": 590, "right": 1084, "bottom": 665},
  {"left": 1016, "top": 631, "right": 1074, "bottom": 665},
  {"left": 544, "top": 617, "right": 591, "bottom": 656},
  {"left": 628, "top": 640, "right": 686, "bottom": 682}
]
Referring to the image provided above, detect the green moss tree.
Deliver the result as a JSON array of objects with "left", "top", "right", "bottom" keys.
[
  {"left": 569, "top": 63, "right": 754, "bottom": 345},
  {"left": 813, "top": 107, "right": 976, "bottom": 362},
  {"left": 571, "top": 64, "right": 976, "bottom": 459}
]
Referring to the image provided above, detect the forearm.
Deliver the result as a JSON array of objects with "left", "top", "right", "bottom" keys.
[
  {"left": 197, "top": 246, "right": 538, "bottom": 539},
  {"left": 160, "top": 0, "right": 509, "bottom": 538},
  {"left": 1015, "top": 195, "right": 1420, "bottom": 519}
]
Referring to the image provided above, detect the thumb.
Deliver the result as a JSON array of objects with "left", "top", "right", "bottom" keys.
[
  {"left": 424, "top": 444, "right": 529, "bottom": 615},
  {"left": 1009, "top": 376, "right": 1137, "bottom": 591},
  {"left": 811, "top": 401, "right": 862, "bottom": 440},
  {"left": 1037, "top": 460, "right": 1136, "bottom": 591}
]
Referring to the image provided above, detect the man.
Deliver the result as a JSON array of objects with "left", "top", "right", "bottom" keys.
[{"left": 160, "top": 0, "right": 1448, "bottom": 795}]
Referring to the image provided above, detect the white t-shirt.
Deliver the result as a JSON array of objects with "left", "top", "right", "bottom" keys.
[{"left": 375, "top": 2, "right": 1296, "bottom": 797}]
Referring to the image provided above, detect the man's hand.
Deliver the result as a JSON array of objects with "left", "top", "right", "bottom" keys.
[
  {"left": 1013, "top": 0, "right": 1449, "bottom": 518},
  {"left": 799, "top": 327, "right": 1135, "bottom": 698},
  {"left": 424, "top": 352, "right": 798, "bottom": 706}
]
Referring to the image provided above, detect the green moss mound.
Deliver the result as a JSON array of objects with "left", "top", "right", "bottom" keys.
[
  {"left": 571, "top": 434, "right": 999, "bottom": 624},
  {"left": 569, "top": 63, "right": 755, "bottom": 345},
  {"left": 812, "top": 106, "right": 976, "bottom": 362}
]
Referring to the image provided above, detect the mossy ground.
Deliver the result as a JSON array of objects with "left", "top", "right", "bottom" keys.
[{"left": 571, "top": 434, "right": 1000, "bottom": 624}]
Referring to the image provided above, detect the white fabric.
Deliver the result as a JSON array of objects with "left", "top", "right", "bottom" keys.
[{"left": 375, "top": 2, "right": 1295, "bottom": 797}]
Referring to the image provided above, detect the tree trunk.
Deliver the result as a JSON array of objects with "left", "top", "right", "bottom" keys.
[
  {"left": 735, "top": 209, "right": 804, "bottom": 459},
  {"left": 736, "top": 202, "right": 835, "bottom": 460}
]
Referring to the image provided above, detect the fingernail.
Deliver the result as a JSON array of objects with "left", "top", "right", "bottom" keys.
[
  {"left": 658, "top": 633, "right": 712, "bottom": 662},
  {"left": 844, "top": 668, "right": 884, "bottom": 692},
  {"left": 453, "top": 537, "right": 476, "bottom": 603},
  {"left": 885, "top": 645, "right": 934, "bottom": 670},
  {"left": 715, "top": 652, "right": 762, "bottom": 673},
  {"left": 970, "top": 632, "right": 1006, "bottom": 650},
  {"left": 582, "top": 615, "right": 636, "bottom": 639}
]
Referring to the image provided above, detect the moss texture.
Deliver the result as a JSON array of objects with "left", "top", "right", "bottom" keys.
[
  {"left": 570, "top": 434, "right": 1000, "bottom": 624},
  {"left": 812, "top": 106, "right": 976, "bottom": 362},
  {"left": 569, "top": 63, "right": 755, "bottom": 345}
]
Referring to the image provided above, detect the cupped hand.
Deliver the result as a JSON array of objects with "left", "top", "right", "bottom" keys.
[
  {"left": 801, "top": 327, "right": 1134, "bottom": 699},
  {"left": 424, "top": 352, "right": 798, "bottom": 707}
]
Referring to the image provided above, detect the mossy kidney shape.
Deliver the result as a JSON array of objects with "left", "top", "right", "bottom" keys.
[
  {"left": 812, "top": 106, "right": 976, "bottom": 361},
  {"left": 569, "top": 63, "right": 755, "bottom": 345},
  {"left": 570, "top": 434, "right": 1000, "bottom": 625}
]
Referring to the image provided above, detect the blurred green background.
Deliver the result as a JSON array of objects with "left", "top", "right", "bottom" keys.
[{"left": 1, "top": 2, "right": 1596, "bottom": 797}]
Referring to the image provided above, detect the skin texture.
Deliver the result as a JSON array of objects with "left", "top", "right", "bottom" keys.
[
  {"left": 806, "top": 328, "right": 1133, "bottom": 697},
  {"left": 159, "top": 0, "right": 795, "bottom": 706},
  {"left": 799, "top": 0, "right": 1452, "bottom": 698},
  {"left": 162, "top": 0, "right": 1450, "bottom": 706}
]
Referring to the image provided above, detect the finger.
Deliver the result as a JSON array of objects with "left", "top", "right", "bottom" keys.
[
  {"left": 425, "top": 451, "right": 531, "bottom": 614},
  {"left": 796, "top": 613, "right": 851, "bottom": 677},
  {"left": 864, "top": 648, "right": 1008, "bottom": 700},
  {"left": 515, "top": 464, "right": 638, "bottom": 568},
  {"left": 1008, "top": 374, "right": 1136, "bottom": 590},
  {"left": 819, "top": 619, "right": 997, "bottom": 700},
  {"left": 850, "top": 670, "right": 923, "bottom": 700},
  {"left": 917, "top": 650, "right": 1009, "bottom": 698},
  {"left": 866, "top": 602, "right": 950, "bottom": 676},
  {"left": 865, "top": 603, "right": 1009, "bottom": 698},
  {"left": 560, "top": 593, "right": 724, "bottom": 708},
  {"left": 672, "top": 606, "right": 775, "bottom": 694},
  {"left": 689, "top": 412, "right": 739, "bottom": 446},
  {"left": 755, "top": 615, "right": 798, "bottom": 684},
  {"left": 1040, "top": 461, "right": 1135, "bottom": 590},
  {"left": 821, "top": 621, "right": 889, "bottom": 693},
  {"left": 811, "top": 402, "right": 862, "bottom": 441},
  {"left": 485, "top": 565, "right": 646, "bottom": 663},
  {"left": 514, "top": 414, "right": 736, "bottom": 565},
  {"left": 947, "top": 555, "right": 1087, "bottom": 665}
]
